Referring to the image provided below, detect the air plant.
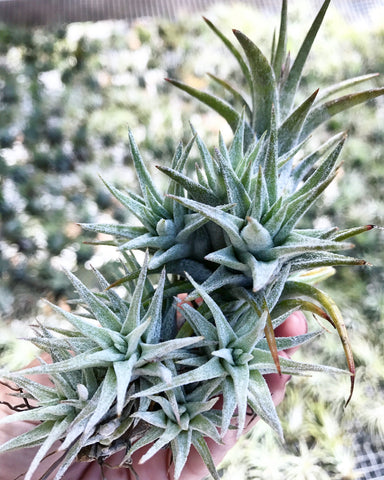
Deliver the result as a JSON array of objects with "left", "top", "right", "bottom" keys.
[{"left": 1, "top": 1, "right": 383, "bottom": 479}]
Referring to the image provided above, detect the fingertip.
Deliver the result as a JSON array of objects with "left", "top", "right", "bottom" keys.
[{"left": 274, "top": 311, "right": 308, "bottom": 339}]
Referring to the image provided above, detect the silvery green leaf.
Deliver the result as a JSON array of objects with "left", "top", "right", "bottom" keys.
[
  {"left": 25, "top": 416, "right": 74, "bottom": 480},
  {"left": 118, "top": 233, "right": 175, "bottom": 251},
  {"left": 185, "top": 273, "right": 237, "bottom": 348},
  {"left": 278, "top": 89, "right": 318, "bottom": 154},
  {"left": 123, "top": 426, "right": 163, "bottom": 459},
  {"left": 138, "top": 336, "right": 204, "bottom": 364},
  {"left": 190, "top": 413, "right": 222, "bottom": 444},
  {"left": 250, "top": 348, "right": 349, "bottom": 376},
  {"left": 265, "top": 264, "right": 291, "bottom": 311},
  {"left": 248, "top": 370, "right": 283, "bottom": 439},
  {"left": 167, "top": 194, "right": 245, "bottom": 250},
  {"left": 126, "top": 317, "right": 151, "bottom": 357},
  {"left": 157, "top": 164, "right": 218, "bottom": 205},
  {"left": 291, "top": 131, "right": 345, "bottom": 188},
  {"left": 79, "top": 222, "right": 146, "bottom": 239},
  {"left": 176, "top": 355, "right": 208, "bottom": 368},
  {"left": 225, "top": 363, "right": 249, "bottom": 436},
  {"left": 332, "top": 224, "right": 376, "bottom": 242},
  {"left": 187, "top": 378, "right": 223, "bottom": 404},
  {"left": 148, "top": 243, "right": 192, "bottom": 270},
  {"left": 121, "top": 251, "right": 148, "bottom": 335},
  {"left": 203, "top": 17, "right": 252, "bottom": 89},
  {"left": 257, "top": 330, "right": 322, "bottom": 351},
  {"left": 185, "top": 265, "right": 248, "bottom": 302},
  {"left": 289, "top": 251, "right": 367, "bottom": 271},
  {"left": 249, "top": 166, "right": 269, "bottom": 220},
  {"left": 241, "top": 217, "right": 273, "bottom": 253},
  {"left": 175, "top": 213, "right": 210, "bottom": 243},
  {"left": 262, "top": 232, "right": 353, "bottom": 261},
  {"left": 273, "top": 175, "right": 336, "bottom": 244},
  {"left": 208, "top": 74, "right": 252, "bottom": 124},
  {"left": 164, "top": 136, "right": 196, "bottom": 219},
  {"left": 83, "top": 366, "right": 117, "bottom": 437},
  {"left": 315, "top": 73, "right": 379, "bottom": 103},
  {"left": 131, "top": 410, "right": 167, "bottom": 429},
  {"left": 101, "top": 177, "right": 157, "bottom": 233},
  {"left": 133, "top": 357, "right": 224, "bottom": 398},
  {"left": 63, "top": 270, "right": 121, "bottom": 331},
  {"left": 150, "top": 395, "right": 179, "bottom": 423},
  {"left": 128, "top": 128, "right": 163, "bottom": 205},
  {"left": 264, "top": 106, "right": 278, "bottom": 204},
  {"left": 280, "top": 0, "right": 331, "bottom": 115},
  {"left": 229, "top": 112, "right": 245, "bottom": 170},
  {"left": 240, "top": 252, "right": 279, "bottom": 291},
  {"left": 205, "top": 246, "right": 248, "bottom": 272},
  {"left": 215, "top": 147, "right": 250, "bottom": 218},
  {"left": 92, "top": 268, "right": 129, "bottom": 318},
  {"left": 244, "top": 130, "right": 266, "bottom": 170},
  {"left": 195, "top": 161, "right": 209, "bottom": 189},
  {"left": 272, "top": 0, "right": 287, "bottom": 79},
  {"left": 232, "top": 309, "right": 267, "bottom": 353},
  {"left": 134, "top": 362, "right": 173, "bottom": 384},
  {"left": 142, "top": 268, "right": 166, "bottom": 343},
  {"left": 145, "top": 185, "right": 170, "bottom": 220},
  {"left": 58, "top": 382, "right": 103, "bottom": 450},
  {"left": 18, "top": 347, "right": 124, "bottom": 376},
  {"left": 263, "top": 202, "right": 288, "bottom": 239},
  {"left": 289, "top": 137, "right": 345, "bottom": 205},
  {"left": 42, "top": 302, "right": 114, "bottom": 350},
  {"left": 172, "top": 430, "right": 192, "bottom": 480},
  {"left": 53, "top": 437, "right": 85, "bottom": 480},
  {"left": 294, "top": 227, "right": 339, "bottom": 239},
  {"left": 301, "top": 87, "right": 384, "bottom": 140},
  {"left": 191, "top": 432, "right": 221, "bottom": 480},
  {"left": 180, "top": 302, "right": 217, "bottom": 341},
  {"left": 139, "top": 422, "right": 181, "bottom": 464},
  {"left": 212, "top": 348, "right": 235, "bottom": 364},
  {"left": 0, "top": 420, "right": 55, "bottom": 453},
  {"left": 232, "top": 29, "right": 277, "bottom": 136},
  {"left": 193, "top": 129, "right": 219, "bottom": 192},
  {"left": 3, "top": 375, "right": 57, "bottom": 403},
  {"left": 221, "top": 377, "right": 237, "bottom": 436},
  {"left": 0, "top": 404, "right": 73, "bottom": 425},
  {"left": 114, "top": 354, "right": 138, "bottom": 416},
  {"left": 187, "top": 398, "right": 219, "bottom": 420}
]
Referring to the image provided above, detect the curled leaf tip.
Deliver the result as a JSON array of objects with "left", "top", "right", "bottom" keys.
[{"left": 345, "top": 373, "right": 355, "bottom": 408}]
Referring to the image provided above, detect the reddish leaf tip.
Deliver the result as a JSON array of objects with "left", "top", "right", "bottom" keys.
[{"left": 345, "top": 373, "right": 355, "bottom": 408}]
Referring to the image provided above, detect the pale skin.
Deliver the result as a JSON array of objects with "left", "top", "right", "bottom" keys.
[{"left": 0, "top": 311, "right": 307, "bottom": 480}]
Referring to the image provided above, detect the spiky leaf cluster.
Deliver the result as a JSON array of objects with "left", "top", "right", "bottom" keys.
[
  {"left": 81, "top": 0, "right": 382, "bottom": 292},
  {"left": 1, "top": 1, "right": 383, "bottom": 479},
  {"left": 0, "top": 261, "right": 347, "bottom": 480}
]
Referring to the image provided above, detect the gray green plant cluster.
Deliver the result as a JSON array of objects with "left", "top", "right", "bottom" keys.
[{"left": 0, "top": 1, "right": 383, "bottom": 479}]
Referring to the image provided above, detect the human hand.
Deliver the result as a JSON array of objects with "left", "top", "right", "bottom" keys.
[{"left": 0, "top": 311, "right": 307, "bottom": 480}]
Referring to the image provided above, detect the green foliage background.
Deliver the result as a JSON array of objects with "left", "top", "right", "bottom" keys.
[{"left": 0, "top": 2, "right": 383, "bottom": 478}]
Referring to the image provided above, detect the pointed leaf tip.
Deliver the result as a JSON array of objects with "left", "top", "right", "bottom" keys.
[{"left": 345, "top": 373, "right": 355, "bottom": 408}]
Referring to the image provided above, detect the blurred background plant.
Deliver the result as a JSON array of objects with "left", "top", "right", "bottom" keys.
[{"left": 0, "top": 1, "right": 383, "bottom": 478}]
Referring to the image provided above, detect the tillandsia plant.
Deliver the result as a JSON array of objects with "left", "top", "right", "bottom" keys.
[{"left": 0, "top": 1, "right": 383, "bottom": 479}]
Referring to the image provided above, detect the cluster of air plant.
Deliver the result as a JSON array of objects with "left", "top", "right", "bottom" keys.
[{"left": 1, "top": 1, "right": 383, "bottom": 479}]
